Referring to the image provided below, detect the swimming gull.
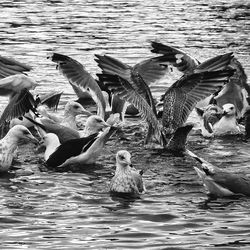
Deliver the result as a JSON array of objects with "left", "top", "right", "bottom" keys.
[
  {"left": 110, "top": 150, "right": 145, "bottom": 196},
  {"left": 46, "top": 126, "right": 117, "bottom": 168},
  {"left": 0, "top": 125, "right": 38, "bottom": 172},
  {"left": 187, "top": 150, "right": 250, "bottom": 197}
]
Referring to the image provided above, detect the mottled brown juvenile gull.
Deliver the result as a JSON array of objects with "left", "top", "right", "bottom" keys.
[
  {"left": 151, "top": 41, "right": 248, "bottom": 117},
  {"left": 0, "top": 125, "right": 38, "bottom": 172},
  {"left": 243, "top": 107, "right": 250, "bottom": 140},
  {"left": 110, "top": 150, "right": 145, "bottom": 197},
  {"left": 98, "top": 55, "right": 235, "bottom": 149},
  {"left": 187, "top": 150, "right": 250, "bottom": 197}
]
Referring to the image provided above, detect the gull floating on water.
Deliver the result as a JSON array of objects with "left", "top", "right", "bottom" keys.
[
  {"left": 0, "top": 125, "right": 38, "bottom": 172},
  {"left": 150, "top": 41, "right": 249, "bottom": 117},
  {"left": 98, "top": 52, "right": 235, "bottom": 151},
  {"left": 196, "top": 103, "right": 243, "bottom": 137},
  {"left": 187, "top": 150, "right": 250, "bottom": 197},
  {"left": 110, "top": 150, "right": 145, "bottom": 197},
  {"left": 25, "top": 114, "right": 109, "bottom": 143},
  {"left": 213, "top": 103, "right": 243, "bottom": 136},
  {"left": 46, "top": 126, "right": 117, "bottom": 169},
  {"left": 37, "top": 100, "right": 92, "bottom": 129}
]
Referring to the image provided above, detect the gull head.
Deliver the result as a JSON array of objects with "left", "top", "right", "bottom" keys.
[
  {"left": 85, "top": 115, "right": 110, "bottom": 133},
  {"left": 9, "top": 125, "right": 39, "bottom": 144},
  {"left": 116, "top": 150, "right": 132, "bottom": 167},
  {"left": 222, "top": 103, "right": 236, "bottom": 117},
  {"left": 65, "top": 101, "right": 92, "bottom": 116}
]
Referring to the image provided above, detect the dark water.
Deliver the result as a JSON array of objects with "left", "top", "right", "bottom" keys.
[{"left": 0, "top": 0, "right": 250, "bottom": 249}]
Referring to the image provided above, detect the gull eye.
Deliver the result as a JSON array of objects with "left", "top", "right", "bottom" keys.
[
  {"left": 230, "top": 107, "right": 234, "bottom": 110},
  {"left": 119, "top": 155, "right": 125, "bottom": 160}
]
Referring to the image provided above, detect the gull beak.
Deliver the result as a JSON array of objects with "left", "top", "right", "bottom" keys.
[
  {"left": 80, "top": 109, "right": 93, "bottom": 117},
  {"left": 222, "top": 111, "right": 228, "bottom": 116}
]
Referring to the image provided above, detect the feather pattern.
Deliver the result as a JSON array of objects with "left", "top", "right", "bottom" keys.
[
  {"left": 0, "top": 55, "right": 32, "bottom": 79},
  {"left": 99, "top": 74, "right": 162, "bottom": 143},
  {"left": 49, "top": 53, "right": 106, "bottom": 118},
  {"left": 0, "top": 89, "right": 37, "bottom": 126},
  {"left": 150, "top": 41, "right": 199, "bottom": 74},
  {"left": 162, "top": 69, "right": 235, "bottom": 134}
]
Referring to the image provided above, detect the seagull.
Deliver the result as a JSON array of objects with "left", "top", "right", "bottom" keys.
[
  {"left": 0, "top": 125, "right": 38, "bottom": 172},
  {"left": 0, "top": 74, "right": 38, "bottom": 128},
  {"left": 48, "top": 53, "right": 107, "bottom": 119},
  {"left": 213, "top": 103, "right": 243, "bottom": 136},
  {"left": 37, "top": 100, "right": 92, "bottom": 129},
  {"left": 98, "top": 52, "right": 235, "bottom": 150},
  {"left": 46, "top": 126, "right": 117, "bottom": 168},
  {"left": 25, "top": 114, "right": 110, "bottom": 143},
  {"left": 195, "top": 104, "right": 223, "bottom": 137},
  {"left": 0, "top": 55, "right": 63, "bottom": 136},
  {"left": 110, "top": 150, "right": 145, "bottom": 196},
  {"left": 95, "top": 53, "right": 169, "bottom": 121},
  {"left": 187, "top": 150, "right": 250, "bottom": 197},
  {"left": 151, "top": 41, "right": 249, "bottom": 117},
  {"left": 42, "top": 133, "right": 61, "bottom": 161}
]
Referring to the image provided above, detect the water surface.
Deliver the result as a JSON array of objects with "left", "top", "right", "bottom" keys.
[{"left": 0, "top": 0, "right": 250, "bottom": 249}]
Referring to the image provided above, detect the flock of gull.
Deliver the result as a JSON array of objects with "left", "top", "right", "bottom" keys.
[{"left": 0, "top": 41, "right": 250, "bottom": 198}]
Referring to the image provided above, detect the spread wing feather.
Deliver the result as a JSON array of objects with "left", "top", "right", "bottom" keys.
[
  {"left": 49, "top": 53, "right": 106, "bottom": 118},
  {"left": 99, "top": 74, "right": 162, "bottom": 143},
  {"left": 162, "top": 69, "right": 236, "bottom": 134},
  {"left": 150, "top": 41, "right": 199, "bottom": 74},
  {"left": 0, "top": 89, "right": 37, "bottom": 126},
  {"left": 0, "top": 55, "right": 32, "bottom": 79}
]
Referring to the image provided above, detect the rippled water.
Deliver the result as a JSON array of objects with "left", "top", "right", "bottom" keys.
[{"left": 0, "top": 0, "right": 250, "bottom": 249}]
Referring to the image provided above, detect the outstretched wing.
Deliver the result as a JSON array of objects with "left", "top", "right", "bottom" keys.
[
  {"left": 99, "top": 73, "right": 162, "bottom": 143},
  {"left": 0, "top": 89, "right": 37, "bottom": 126},
  {"left": 95, "top": 54, "right": 157, "bottom": 114},
  {"left": 0, "top": 55, "right": 32, "bottom": 79},
  {"left": 49, "top": 53, "right": 106, "bottom": 118},
  {"left": 162, "top": 69, "right": 236, "bottom": 134},
  {"left": 150, "top": 41, "right": 200, "bottom": 74},
  {"left": 38, "top": 90, "right": 64, "bottom": 110},
  {"left": 132, "top": 58, "right": 169, "bottom": 85}
]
